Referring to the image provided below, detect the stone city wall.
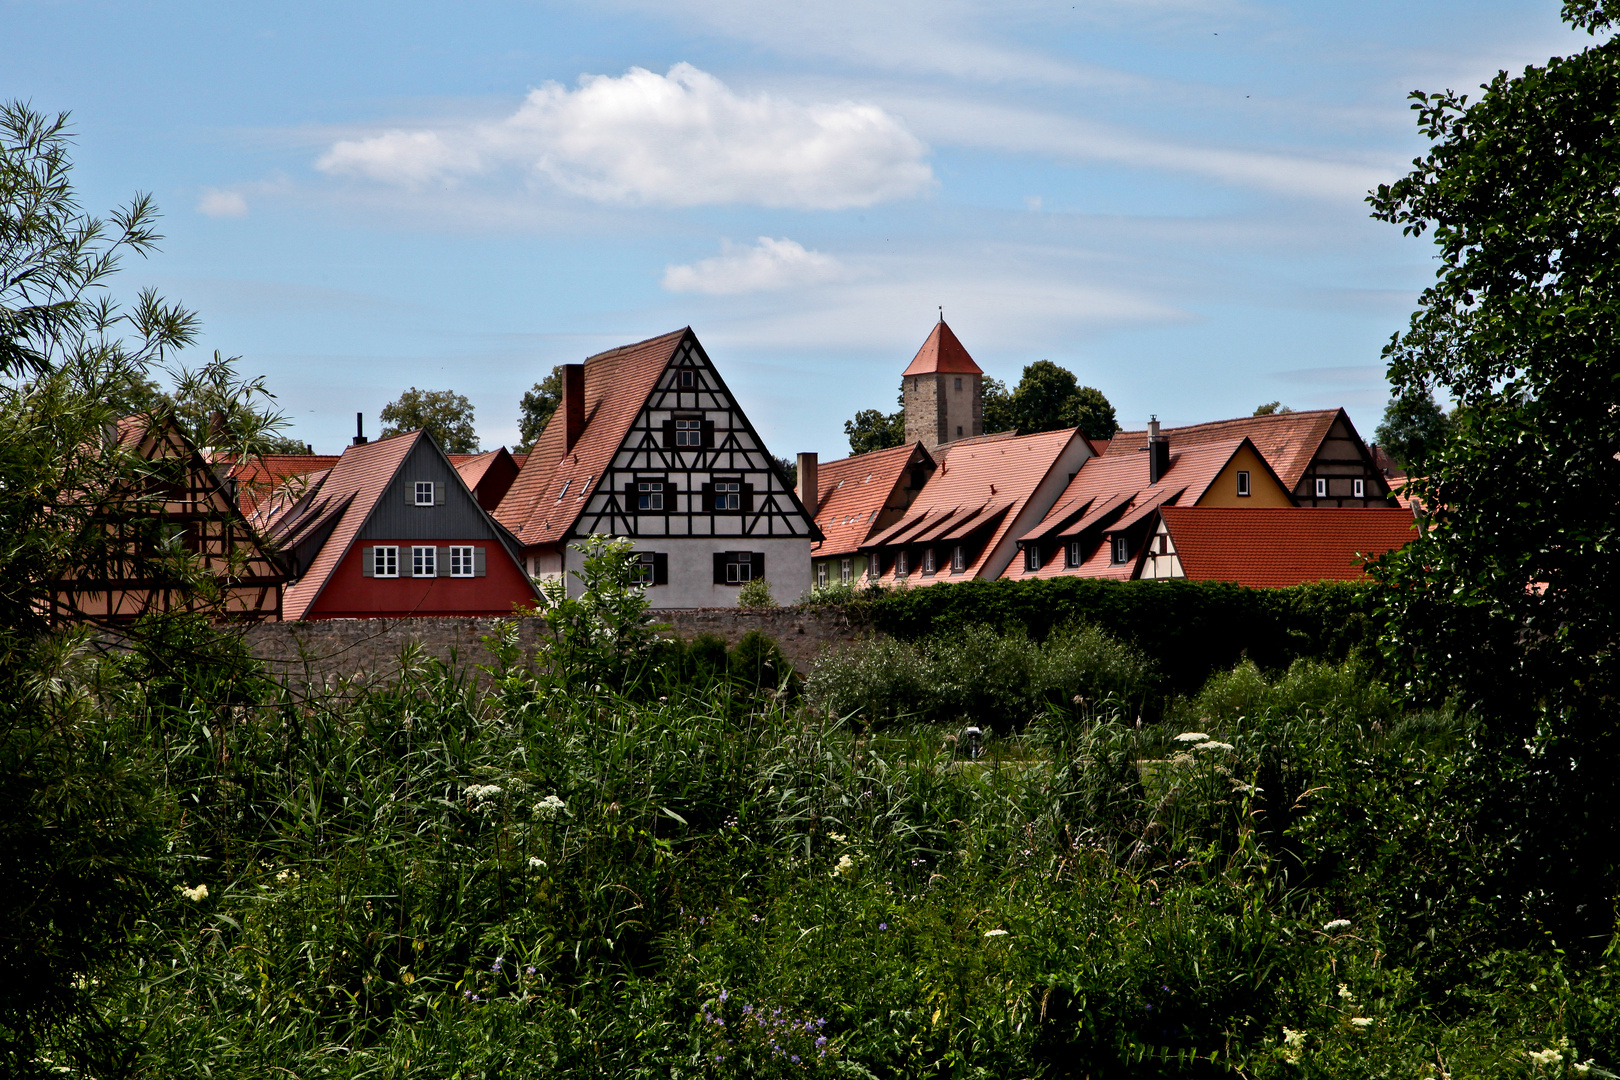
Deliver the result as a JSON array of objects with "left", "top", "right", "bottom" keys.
[{"left": 235, "top": 607, "right": 871, "bottom": 690}]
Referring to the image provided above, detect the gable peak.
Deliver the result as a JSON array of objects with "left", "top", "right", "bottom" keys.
[{"left": 902, "top": 320, "right": 982, "bottom": 377}]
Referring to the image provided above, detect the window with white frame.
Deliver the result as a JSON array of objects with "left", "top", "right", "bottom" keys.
[
  {"left": 1236, "top": 470, "right": 1250, "bottom": 497},
  {"left": 712, "top": 481, "right": 741, "bottom": 510},
  {"left": 675, "top": 418, "right": 703, "bottom": 446},
  {"left": 896, "top": 550, "right": 909, "bottom": 577},
  {"left": 679, "top": 369, "right": 695, "bottom": 388},
  {"left": 923, "top": 548, "right": 936, "bottom": 574},
  {"left": 840, "top": 558, "right": 852, "bottom": 584},
  {"left": 412, "top": 546, "right": 436, "bottom": 577},
  {"left": 450, "top": 546, "right": 475, "bottom": 577},
  {"left": 951, "top": 545, "right": 965, "bottom": 572},
  {"left": 637, "top": 480, "right": 664, "bottom": 510},
  {"left": 724, "top": 552, "right": 753, "bottom": 583},
  {"left": 1025, "top": 544, "right": 1041, "bottom": 572},
  {"left": 631, "top": 552, "right": 656, "bottom": 585},
  {"left": 1315, "top": 477, "right": 1328, "bottom": 498},
  {"left": 1354, "top": 478, "right": 1365, "bottom": 498},
  {"left": 414, "top": 481, "right": 435, "bottom": 506},
  {"left": 373, "top": 545, "right": 398, "bottom": 578},
  {"left": 816, "top": 562, "right": 829, "bottom": 588},
  {"left": 1068, "top": 540, "right": 1083, "bottom": 568},
  {"left": 1112, "top": 535, "right": 1130, "bottom": 564}
]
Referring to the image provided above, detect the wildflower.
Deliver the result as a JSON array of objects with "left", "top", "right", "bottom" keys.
[
  {"left": 1170, "top": 752, "right": 1196, "bottom": 767},
  {"left": 275, "top": 869, "right": 298, "bottom": 885},
  {"left": 177, "top": 884, "right": 208, "bottom": 902},
  {"left": 984, "top": 928, "right": 1008, "bottom": 937},
  {"left": 1281, "top": 1027, "right": 1306, "bottom": 1064},
  {"left": 525, "top": 966, "right": 536, "bottom": 976},
  {"left": 464, "top": 783, "right": 504, "bottom": 801},
  {"left": 878, "top": 922, "right": 887, "bottom": 930},
  {"left": 492, "top": 956, "right": 504, "bottom": 974},
  {"left": 1174, "top": 732, "right": 1209, "bottom": 742},
  {"left": 1323, "top": 919, "right": 1352, "bottom": 933},
  {"left": 833, "top": 854, "right": 856, "bottom": 879},
  {"left": 400, "top": 971, "right": 415, "bottom": 985},
  {"left": 829, "top": 832, "right": 847, "bottom": 842},
  {"left": 1194, "top": 740, "right": 1234, "bottom": 751},
  {"left": 532, "top": 794, "right": 567, "bottom": 820},
  {"left": 1337, "top": 983, "right": 1354, "bottom": 1002},
  {"left": 1348, "top": 1017, "right": 1374, "bottom": 1028},
  {"left": 527, "top": 856, "right": 547, "bottom": 869},
  {"left": 1527, "top": 1048, "right": 1563, "bottom": 1066}
]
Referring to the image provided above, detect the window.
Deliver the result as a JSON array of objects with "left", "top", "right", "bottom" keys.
[
  {"left": 638, "top": 481, "right": 664, "bottom": 510},
  {"left": 412, "top": 546, "right": 437, "bottom": 577},
  {"left": 922, "top": 548, "right": 936, "bottom": 574},
  {"left": 896, "top": 550, "right": 909, "bottom": 577},
  {"left": 415, "top": 481, "right": 435, "bottom": 506},
  {"left": 449, "top": 546, "right": 476, "bottom": 577},
  {"left": 1112, "top": 535, "right": 1130, "bottom": 564},
  {"left": 840, "top": 558, "right": 852, "bottom": 584},
  {"left": 713, "top": 481, "right": 741, "bottom": 510},
  {"left": 675, "top": 418, "right": 703, "bottom": 447},
  {"left": 577, "top": 476, "right": 592, "bottom": 498},
  {"left": 373, "top": 545, "right": 398, "bottom": 578},
  {"left": 679, "top": 369, "right": 695, "bottom": 388},
  {"left": 954, "top": 377, "right": 962, "bottom": 390},
  {"left": 1236, "top": 470, "right": 1250, "bottom": 497},
  {"left": 1354, "top": 478, "right": 1365, "bottom": 498},
  {"left": 956, "top": 426, "right": 963, "bottom": 437},
  {"left": 557, "top": 479, "right": 570, "bottom": 500},
  {"left": 1315, "top": 478, "right": 1328, "bottom": 498},
  {"left": 631, "top": 552, "right": 656, "bottom": 585},
  {"left": 718, "top": 552, "right": 757, "bottom": 584},
  {"left": 816, "top": 562, "right": 829, "bottom": 588},
  {"left": 1025, "top": 544, "right": 1041, "bottom": 572},
  {"left": 951, "top": 545, "right": 965, "bottom": 572},
  {"left": 1067, "top": 541, "right": 1082, "bottom": 568}
]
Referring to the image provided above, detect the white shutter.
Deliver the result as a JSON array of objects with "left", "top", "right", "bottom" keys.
[
  {"left": 361, "top": 547, "right": 374, "bottom": 577},
  {"left": 474, "top": 547, "right": 486, "bottom": 577}
]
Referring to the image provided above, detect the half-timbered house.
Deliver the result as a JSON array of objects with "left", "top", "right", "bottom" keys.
[
  {"left": 47, "top": 414, "right": 288, "bottom": 624},
  {"left": 494, "top": 328, "right": 820, "bottom": 606}
]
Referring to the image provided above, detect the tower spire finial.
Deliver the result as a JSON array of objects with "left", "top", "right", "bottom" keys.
[{"left": 938, "top": 305, "right": 943, "bottom": 324}]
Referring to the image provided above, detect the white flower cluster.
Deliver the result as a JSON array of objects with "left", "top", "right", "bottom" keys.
[
  {"left": 464, "top": 783, "right": 504, "bottom": 801},
  {"left": 1323, "top": 919, "right": 1352, "bottom": 933},
  {"left": 983, "top": 929, "right": 1008, "bottom": 938},
  {"left": 1281, "top": 1027, "right": 1306, "bottom": 1064},
  {"left": 532, "top": 794, "right": 567, "bottom": 820},
  {"left": 177, "top": 884, "right": 208, "bottom": 902},
  {"left": 1174, "top": 732, "right": 1209, "bottom": 743},
  {"left": 1194, "top": 740, "right": 1234, "bottom": 752},
  {"left": 832, "top": 854, "right": 856, "bottom": 879}
]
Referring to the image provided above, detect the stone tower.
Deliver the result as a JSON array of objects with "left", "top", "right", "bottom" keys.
[{"left": 902, "top": 319, "right": 983, "bottom": 451}]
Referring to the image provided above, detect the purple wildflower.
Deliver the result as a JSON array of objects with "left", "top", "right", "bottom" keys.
[{"left": 879, "top": 922, "right": 887, "bottom": 930}]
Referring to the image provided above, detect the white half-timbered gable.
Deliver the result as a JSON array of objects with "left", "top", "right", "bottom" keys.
[{"left": 495, "top": 328, "right": 820, "bottom": 607}]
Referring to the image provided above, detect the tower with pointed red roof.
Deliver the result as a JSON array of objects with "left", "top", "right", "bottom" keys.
[{"left": 902, "top": 318, "right": 983, "bottom": 451}]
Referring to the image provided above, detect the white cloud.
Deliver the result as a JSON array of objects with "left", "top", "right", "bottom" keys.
[
  {"left": 315, "top": 63, "right": 933, "bottom": 210},
  {"left": 663, "top": 237, "right": 847, "bottom": 295},
  {"left": 197, "top": 188, "right": 249, "bottom": 218}
]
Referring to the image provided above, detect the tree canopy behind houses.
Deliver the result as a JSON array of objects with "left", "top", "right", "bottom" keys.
[{"left": 380, "top": 387, "right": 479, "bottom": 453}]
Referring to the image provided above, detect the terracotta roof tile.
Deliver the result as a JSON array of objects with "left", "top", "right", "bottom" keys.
[
  {"left": 1105, "top": 409, "right": 1338, "bottom": 491},
  {"left": 495, "top": 328, "right": 689, "bottom": 548},
  {"left": 900, "top": 320, "right": 983, "bottom": 376},
  {"left": 227, "top": 454, "right": 341, "bottom": 514},
  {"left": 1159, "top": 506, "right": 1417, "bottom": 587},
  {"left": 810, "top": 442, "right": 928, "bottom": 557}
]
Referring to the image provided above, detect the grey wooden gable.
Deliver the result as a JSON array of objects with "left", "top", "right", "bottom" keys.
[
  {"left": 358, "top": 436, "right": 526, "bottom": 561},
  {"left": 570, "top": 333, "right": 822, "bottom": 541}
]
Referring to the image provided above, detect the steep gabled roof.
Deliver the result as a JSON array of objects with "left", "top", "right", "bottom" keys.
[
  {"left": 811, "top": 442, "right": 932, "bottom": 558},
  {"left": 227, "top": 454, "right": 341, "bottom": 514},
  {"left": 901, "top": 320, "right": 983, "bottom": 377},
  {"left": 1160, "top": 506, "right": 1418, "bottom": 587},
  {"left": 452, "top": 447, "right": 520, "bottom": 512},
  {"left": 495, "top": 328, "right": 689, "bottom": 548},
  {"left": 1105, "top": 409, "right": 1340, "bottom": 491},
  {"left": 272, "top": 433, "right": 423, "bottom": 620}
]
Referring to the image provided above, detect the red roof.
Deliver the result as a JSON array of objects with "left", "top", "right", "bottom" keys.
[
  {"left": 1159, "top": 506, "right": 1417, "bottom": 587},
  {"left": 495, "top": 328, "right": 689, "bottom": 549},
  {"left": 452, "top": 448, "right": 520, "bottom": 513},
  {"left": 811, "top": 442, "right": 931, "bottom": 558},
  {"left": 227, "top": 454, "right": 342, "bottom": 514},
  {"left": 1105, "top": 409, "right": 1339, "bottom": 491},
  {"left": 901, "top": 320, "right": 983, "bottom": 377}
]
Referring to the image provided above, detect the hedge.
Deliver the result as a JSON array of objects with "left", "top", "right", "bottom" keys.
[{"left": 864, "top": 577, "right": 1385, "bottom": 694}]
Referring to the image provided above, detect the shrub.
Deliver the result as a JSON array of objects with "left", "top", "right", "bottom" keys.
[{"left": 737, "top": 577, "right": 777, "bottom": 608}]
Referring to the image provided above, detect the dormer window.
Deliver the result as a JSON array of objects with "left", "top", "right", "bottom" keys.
[
  {"left": 922, "top": 548, "right": 936, "bottom": 574},
  {"left": 951, "top": 545, "right": 965, "bottom": 572},
  {"left": 1112, "top": 535, "right": 1130, "bottom": 564},
  {"left": 1025, "top": 544, "right": 1041, "bottom": 572},
  {"left": 896, "top": 550, "right": 909, "bottom": 577},
  {"left": 1067, "top": 540, "right": 1082, "bottom": 568},
  {"left": 1236, "top": 470, "right": 1250, "bottom": 497},
  {"left": 414, "top": 481, "right": 435, "bottom": 506}
]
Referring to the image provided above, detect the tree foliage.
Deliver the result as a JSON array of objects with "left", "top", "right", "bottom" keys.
[
  {"left": 1372, "top": 389, "right": 1451, "bottom": 470},
  {"left": 380, "top": 387, "right": 479, "bottom": 453},
  {"left": 1252, "top": 401, "right": 1292, "bottom": 416},
  {"left": 843, "top": 406, "right": 905, "bottom": 455},
  {"left": 516, "top": 366, "right": 562, "bottom": 453},
  {"left": 1367, "top": 2, "right": 1620, "bottom": 949},
  {"left": 986, "top": 362, "right": 1117, "bottom": 438}
]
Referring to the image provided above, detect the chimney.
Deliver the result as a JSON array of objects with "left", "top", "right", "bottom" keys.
[
  {"left": 562, "top": 363, "right": 586, "bottom": 453},
  {"left": 797, "top": 452, "right": 819, "bottom": 517},
  {"left": 1147, "top": 415, "right": 1170, "bottom": 484},
  {"left": 352, "top": 412, "right": 368, "bottom": 446}
]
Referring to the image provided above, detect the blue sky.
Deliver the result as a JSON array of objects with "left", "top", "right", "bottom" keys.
[{"left": 6, "top": 1, "right": 1599, "bottom": 457}]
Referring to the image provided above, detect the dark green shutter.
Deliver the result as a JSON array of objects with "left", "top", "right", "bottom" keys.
[
  {"left": 713, "top": 552, "right": 726, "bottom": 584},
  {"left": 653, "top": 552, "right": 668, "bottom": 585}
]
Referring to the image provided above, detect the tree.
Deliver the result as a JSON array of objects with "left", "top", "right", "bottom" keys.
[
  {"left": 981, "top": 376, "right": 1014, "bottom": 434},
  {"left": 844, "top": 407, "right": 905, "bottom": 455},
  {"left": 1253, "top": 401, "right": 1292, "bottom": 416},
  {"left": 1366, "top": 0, "right": 1620, "bottom": 951},
  {"left": 1068, "top": 385, "right": 1120, "bottom": 441},
  {"left": 1005, "top": 361, "right": 1118, "bottom": 438},
  {"left": 380, "top": 387, "right": 478, "bottom": 453},
  {"left": 516, "top": 366, "right": 562, "bottom": 453},
  {"left": 1372, "top": 389, "right": 1451, "bottom": 470}
]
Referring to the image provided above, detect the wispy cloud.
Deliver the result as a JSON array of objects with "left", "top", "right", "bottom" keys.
[
  {"left": 663, "top": 237, "right": 847, "bottom": 295},
  {"left": 316, "top": 63, "right": 934, "bottom": 210},
  {"left": 197, "top": 188, "right": 249, "bottom": 218}
]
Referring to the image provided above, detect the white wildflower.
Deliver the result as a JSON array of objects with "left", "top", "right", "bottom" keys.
[
  {"left": 532, "top": 794, "right": 567, "bottom": 820},
  {"left": 1337, "top": 983, "right": 1354, "bottom": 1002},
  {"left": 465, "top": 784, "right": 504, "bottom": 801},
  {"left": 527, "top": 857, "right": 547, "bottom": 869},
  {"left": 177, "top": 884, "right": 208, "bottom": 902},
  {"left": 1281, "top": 1027, "right": 1306, "bottom": 1063},
  {"left": 1573, "top": 1060, "right": 1595, "bottom": 1076},
  {"left": 1527, "top": 1048, "right": 1563, "bottom": 1066},
  {"left": 1348, "top": 1017, "right": 1374, "bottom": 1029},
  {"left": 829, "top": 832, "right": 847, "bottom": 842},
  {"left": 983, "top": 929, "right": 1009, "bottom": 937},
  {"left": 1194, "top": 740, "right": 1234, "bottom": 752},
  {"left": 1174, "top": 732, "right": 1209, "bottom": 743},
  {"left": 1169, "top": 753, "right": 1196, "bottom": 768},
  {"left": 833, "top": 854, "right": 856, "bottom": 879},
  {"left": 275, "top": 869, "right": 298, "bottom": 885},
  {"left": 1323, "top": 919, "right": 1352, "bottom": 933}
]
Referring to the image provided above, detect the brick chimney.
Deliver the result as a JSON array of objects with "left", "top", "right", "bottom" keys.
[
  {"left": 562, "top": 363, "right": 586, "bottom": 453},
  {"left": 1147, "top": 416, "right": 1169, "bottom": 484},
  {"left": 797, "top": 452, "right": 819, "bottom": 517}
]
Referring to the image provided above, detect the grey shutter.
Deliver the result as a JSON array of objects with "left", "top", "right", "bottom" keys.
[
  {"left": 406, "top": 485, "right": 414, "bottom": 505},
  {"left": 402, "top": 548, "right": 414, "bottom": 577},
  {"left": 713, "top": 552, "right": 726, "bottom": 584},
  {"left": 438, "top": 547, "right": 451, "bottom": 575},
  {"left": 474, "top": 547, "right": 486, "bottom": 577},
  {"left": 750, "top": 552, "right": 765, "bottom": 581},
  {"left": 435, "top": 482, "right": 445, "bottom": 506},
  {"left": 362, "top": 546, "right": 374, "bottom": 577},
  {"left": 653, "top": 552, "right": 668, "bottom": 586}
]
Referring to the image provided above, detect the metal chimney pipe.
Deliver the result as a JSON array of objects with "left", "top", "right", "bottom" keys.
[{"left": 352, "top": 412, "right": 368, "bottom": 446}]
